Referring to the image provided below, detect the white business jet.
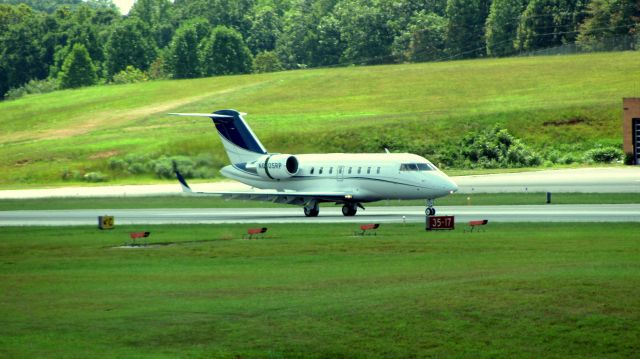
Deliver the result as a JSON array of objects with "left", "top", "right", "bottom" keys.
[{"left": 170, "top": 110, "right": 458, "bottom": 217}]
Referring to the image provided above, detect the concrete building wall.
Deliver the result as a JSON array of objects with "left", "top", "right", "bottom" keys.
[{"left": 623, "top": 98, "right": 640, "bottom": 165}]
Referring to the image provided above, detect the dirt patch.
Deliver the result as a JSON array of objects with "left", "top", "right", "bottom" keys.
[
  {"left": 89, "top": 150, "right": 120, "bottom": 159},
  {"left": 542, "top": 118, "right": 586, "bottom": 127},
  {"left": 0, "top": 82, "right": 266, "bottom": 144}
]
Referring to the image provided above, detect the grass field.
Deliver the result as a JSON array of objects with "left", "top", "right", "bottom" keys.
[
  {"left": 1, "top": 223, "right": 639, "bottom": 358},
  {"left": 1, "top": 192, "right": 640, "bottom": 211},
  {"left": 1, "top": 51, "right": 639, "bottom": 188}
]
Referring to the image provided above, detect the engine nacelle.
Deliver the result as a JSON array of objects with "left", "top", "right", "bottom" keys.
[{"left": 255, "top": 154, "right": 299, "bottom": 180}]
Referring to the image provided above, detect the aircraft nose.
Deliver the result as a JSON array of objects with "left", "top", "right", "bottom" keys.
[
  {"left": 447, "top": 179, "right": 459, "bottom": 194},
  {"left": 440, "top": 174, "right": 458, "bottom": 194}
]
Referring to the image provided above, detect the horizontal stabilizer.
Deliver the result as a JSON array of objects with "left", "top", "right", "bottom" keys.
[{"left": 168, "top": 113, "right": 234, "bottom": 119}]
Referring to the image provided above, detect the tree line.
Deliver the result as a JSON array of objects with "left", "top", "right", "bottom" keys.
[{"left": 1, "top": 0, "right": 638, "bottom": 99}]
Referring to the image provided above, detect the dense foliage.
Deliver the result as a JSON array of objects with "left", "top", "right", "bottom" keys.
[{"left": 1, "top": 0, "right": 639, "bottom": 99}]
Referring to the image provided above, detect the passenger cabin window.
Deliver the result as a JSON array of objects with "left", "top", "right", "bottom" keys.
[
  {"left": 319, "top": 167, "right": 323, "bottom": 174},
  {"left": 400, "top": 163, "right": 436, "bottom": 171},
  {"left": 348, "top": 167, "right": 352, "bottom": 174},
  {"left": 338, "top": 167, "right": 342, "bottom": 174},
  {"left": 310, "top": 167, "right": 314, "bottom": 175},
  {"left": 377, "top": 167, "right": 381, "bottom": 174},
  {"left": 367, "top": 167, "right": 371, "bottom": 174},
  {"left": 329, "top": 167, "right": 333, "bottom": 174},
  {"left": 358, "top": 167, "right": 362, "bottom": 174}
]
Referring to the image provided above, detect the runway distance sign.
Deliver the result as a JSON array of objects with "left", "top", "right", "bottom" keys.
[{"left": 426, "top": 215, "right": 455, "bottom": 231}]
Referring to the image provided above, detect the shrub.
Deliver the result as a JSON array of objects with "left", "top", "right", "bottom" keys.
[
  {"left": 112, "top": 66, "right": 148, "bottom": 84},
  {"left": 624, "top": 152, "right": 635, "bottom": 165},
  {"left": 61, "top": 169, "right": 82, "bottom": 181},
  {"left": 584, "top": 146, "right": 623, "bottom": 163},
  {"left": 107, "top": 153, "right": 218, "bottom": 179},
  {"left": 443, "top": 126, "right": 542, "bottom": 169},
  {"left": 4, "top": 78, "right": 59, "bottom": 100},
  {"left": 83, "top": 172, "right": 108, "bottom": 182}
]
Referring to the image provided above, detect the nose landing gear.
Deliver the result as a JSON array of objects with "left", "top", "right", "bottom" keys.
[{"left": 425, "top": 199, "right": 436, "bottom": 216}]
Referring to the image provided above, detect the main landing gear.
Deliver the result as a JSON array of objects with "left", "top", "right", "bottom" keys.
[
  {"left": 341, "top": 203, "right": 358, "bottom": 216},
  {"left": 425, "top": 199, "right": 436, "bottom": 216},
  {"left": 304, "top": 200, "right": 319, "bottom": 217}
]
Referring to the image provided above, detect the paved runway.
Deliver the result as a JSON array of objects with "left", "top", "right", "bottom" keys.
[
  {"left": 0, "top": 167, "right": 638, "bottom": 199},
  {"left": 1, "top": 204, "right": 639, "bottom": 226}
]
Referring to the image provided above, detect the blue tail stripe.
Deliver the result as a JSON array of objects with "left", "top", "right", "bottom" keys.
[{"left": 213, "top": 110, "right": 266, "bottom": 154}]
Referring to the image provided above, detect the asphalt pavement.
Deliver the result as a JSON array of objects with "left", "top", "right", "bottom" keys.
[{"left": 1, "top": 204, "right": 639, "bottom": 226}]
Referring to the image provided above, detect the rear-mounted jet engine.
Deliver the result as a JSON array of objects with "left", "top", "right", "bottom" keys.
[{"left": 253, "top": 154, "right": 299, "bottom": 180}]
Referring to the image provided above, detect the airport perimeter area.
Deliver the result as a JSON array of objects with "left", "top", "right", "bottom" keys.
[
  {"left": 1, "top": 222, "right": 639, "bottom": 358},
  {"left": 1, "top": 167, "right": 639, "bottom": 357}
]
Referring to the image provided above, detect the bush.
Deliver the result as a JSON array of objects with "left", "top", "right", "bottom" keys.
[
  {"left": 61, "top": 169, "right": 82, "bottom": 181},
  {"left": 584, "top": 146, "right": 623, "bottom": 163},
  {"left": 107, "top": 153, "right": 218, "bottom": 179},
  {"left": 112, "top": 66, "right": 148, "bottom": 84},
  {"left": 442, "top": 126, "right": 542, "bottom": 169},
  {"left": 624, "top": 152, "right": 635, "bottom": 165},
  {"left": 4, "top": 78, "right": 59, "bottom": 100},
  {"left": 83, "top": 172, "right": 108, "bottom": 182}
]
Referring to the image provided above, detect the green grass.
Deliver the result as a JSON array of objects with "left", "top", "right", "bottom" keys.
[
  {"left": 1, "top": 192, "right": 640, "bottom": 211},
  {"left": 1, "top": 223, "right": 639, "bottom": 358},
  {"left": 0, "top": 51, "right": 639, "bottom": 188}
]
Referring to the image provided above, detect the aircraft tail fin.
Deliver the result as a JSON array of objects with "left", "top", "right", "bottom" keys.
[{"left": 169, "top": 110, "right": 267, "bottom": 164}]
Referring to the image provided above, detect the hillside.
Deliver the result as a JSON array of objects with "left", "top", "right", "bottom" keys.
[{"left": 1, "top": 51, "right": 639, "bottom": 188}]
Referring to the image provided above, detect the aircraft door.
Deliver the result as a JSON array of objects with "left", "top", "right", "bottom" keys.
[{"left": 337, "top": 166, "right": 345, "bottom": 181}]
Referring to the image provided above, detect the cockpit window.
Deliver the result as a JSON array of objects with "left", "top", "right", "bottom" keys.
[{"left": 400, "top": 163, "right": 436, "bottom": 171}]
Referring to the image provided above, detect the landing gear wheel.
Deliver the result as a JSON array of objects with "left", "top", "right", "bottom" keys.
[
  {"left": 342, "top": 204, "right": 357, "bottom": 216},
  {"left": 425, "top": 199, "right": 435, "bottom": 216},
  {"left": 304, "top": 206, "right": 319, "bottom": 217}
]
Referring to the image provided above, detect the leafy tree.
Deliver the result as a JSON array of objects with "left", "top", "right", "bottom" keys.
[
  {"left": 59, "top": 43, "right": 97, "bottom": 88},
  {"left": 200, "top": 26, "right": 253, "bottom": 76},
  {"left": 105, "top": 18, "right": 157, "bottom": 78},
  {"left": 314, "top": 13, "right": 344, "bottom": 66},
  {"left": 47, "top": 5, "right": 108, "bottom": 79},
  {"left": 129, "top": 0, "right": 174, "bottom": 48},
  {"left": 276, "top": 0, "right": 317, "bottom": 68},
  {"left": 253, "top": 51, "right": 283, "bottom": 73},
  {"left": 0, "top": 0, "right": 116, "bottom": 13},
  {"left": 0, "top": 5, "right": 47, "bottom": 98},
  {"left": 166, "top": 18, "right": 209, "bottom": 78},
  {"left": 445, "top": 0, "right": 492, "bottom": 59},
  {"left": 173, "top": 0, "right": 254, "bottom": 39},
  {"left": 335, "top": 0, "right": 393, "bottom": 64},
  {"left": 394, "top": 11, "right": 447, "bottom": 62},
  {"left": 0, "top": 0, "right": 82, "bottom": 13},
  {"left": 247, "top": 6, "right": 281, "bottom": 54},
  {"left": 485, "top": 0, "right": 527, "bottom": 57},
  {"left": 515, "top": 0, "right": 590, "bottom": 52},
  {"left": 576, "top": 0, "right": 640, "bottom": 51}
]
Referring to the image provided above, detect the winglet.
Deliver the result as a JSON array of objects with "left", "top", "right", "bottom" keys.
[{"left": 173, "top": 161, "right": 192, "bottom": 193}]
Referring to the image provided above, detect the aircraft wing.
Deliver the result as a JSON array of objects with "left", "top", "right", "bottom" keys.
[{"left": 175, "top": 167, "right": 351, "bottom": 205}]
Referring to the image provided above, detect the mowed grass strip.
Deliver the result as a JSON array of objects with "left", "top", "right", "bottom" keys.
[
  {"left": 1, "top": 192, "right": 639, "bottom": 211},
  {"left": 1, "top": 51, "right": 639, "bottom": 187},
  {"left": 0, "top": 223, "right": 638, "bottom": 358}
]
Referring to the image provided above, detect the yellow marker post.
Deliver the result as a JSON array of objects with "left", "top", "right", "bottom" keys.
[{"left": 98, "top": 215, "right": 114, "bottom": 230}]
